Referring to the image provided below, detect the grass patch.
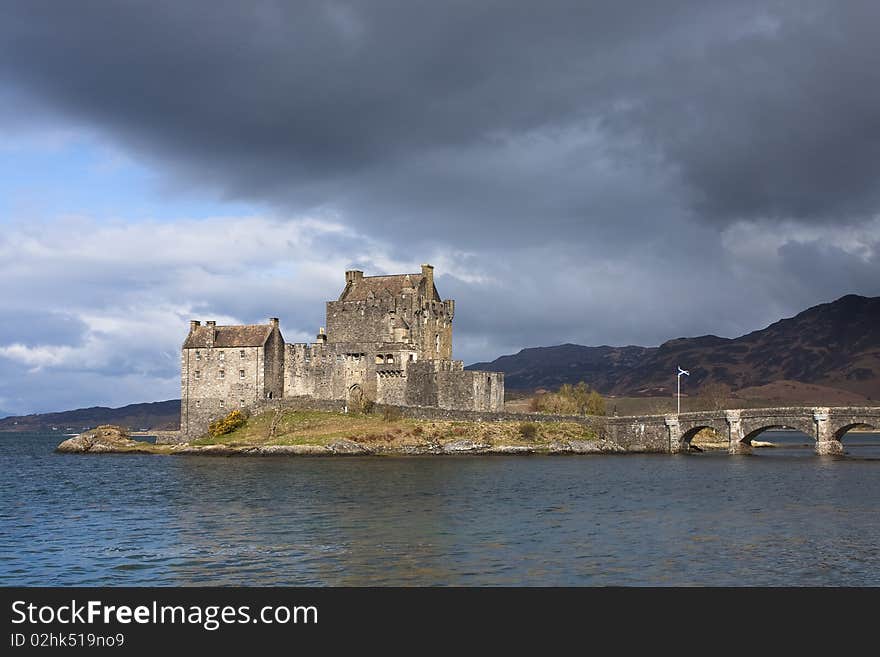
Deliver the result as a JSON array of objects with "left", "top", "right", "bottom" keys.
[{"left": 189, "top": 409, "right": 600, "bottom": 449}]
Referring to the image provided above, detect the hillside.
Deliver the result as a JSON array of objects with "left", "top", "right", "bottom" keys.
[
  {"left": 0, "top": 400, "right": 180, "bottom": 432},
  {"left": 468, "top": 294, "right": 880, "bottom": 400}
]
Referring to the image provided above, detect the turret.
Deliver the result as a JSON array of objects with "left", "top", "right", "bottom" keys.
[{"left": 421, "top": 264, "right": 434, "bottom": 299}]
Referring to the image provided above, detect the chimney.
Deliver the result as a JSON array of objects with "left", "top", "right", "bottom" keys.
[
  {"left": 189, "top": 320, "right": 200, "bottom": 331},
  {"left": 421, "top": 263, "right": 434, "bottom": 297},
  {"left": 205, "top": 320, "right": 216, "bottom": 347},
  {"left": 345, "top": 270, "right": 363, "bottom": 284},
  {"left": 269, "top": 317, "right": 279, "bottom": 328}
]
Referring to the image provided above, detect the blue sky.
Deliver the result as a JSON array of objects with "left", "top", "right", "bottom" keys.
[{"left": 1, "top": 1, "right": 880, "bottom": 416}]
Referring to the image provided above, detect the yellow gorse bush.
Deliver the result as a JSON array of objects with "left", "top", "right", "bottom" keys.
[{"left": 208, "top": 409, "right": 249, "bottom": 437}]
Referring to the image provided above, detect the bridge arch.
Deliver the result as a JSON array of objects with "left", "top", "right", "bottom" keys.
[
  {"left": 680, "top": 425, "right": 726, "bottom": 450},
  {"left": 742, "top": 424, "right": 814, "bottom": 444},
  {"left": 681, "top": 426, "right": 716, "bottom": 443},
  {"left": 833, "top": 422, "right": 877, "bottom": 442}
]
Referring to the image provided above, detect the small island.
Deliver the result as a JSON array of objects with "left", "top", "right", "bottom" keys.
[{"left": 56, "top": 408, "right": 622, "bottom": 456}]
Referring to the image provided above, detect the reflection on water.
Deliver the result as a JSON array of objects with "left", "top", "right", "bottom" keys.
[{"left": 1, "top": 432, "right": 879, "bottom": 586}]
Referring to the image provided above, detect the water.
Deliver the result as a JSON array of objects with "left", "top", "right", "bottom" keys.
[{"left": 2, "top": 431, "right": 879, "bottom": 586}]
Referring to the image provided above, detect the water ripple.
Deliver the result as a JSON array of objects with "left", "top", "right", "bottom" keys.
[{"left": 1, "top": 432, "right": 880, "bottom": 585}]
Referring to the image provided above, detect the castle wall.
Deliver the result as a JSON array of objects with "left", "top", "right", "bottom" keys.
[
  {"left": 181, "top": 344, "right": 266, "bottom": 437},
  {"left": 437, "top": 369, "right": 505, "bottom": 412},
  {"left": 404, "top": 361, "right": 439, "bottom": 407},
  {"left": 263, "top": 325, "right": 285, "bottom": 400},
  {"left": 376, "top": 370, "right": 407, "bottom": 406},
  {"left": 411, "top": 299, "right": 454, "bottom": 361},
  {"left": 285, "top": 343, "right": 377, "bottom": 403},
  {"left": 403, "top": 360, "right": 504, "bottom": 412},
  {"left": 326, "top": 298, "right": 397, "bottom": 344}
]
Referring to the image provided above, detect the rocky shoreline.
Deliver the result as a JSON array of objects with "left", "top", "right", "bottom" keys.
[{"left": 55, "top": 425, "right": 633, "bottom": 456}]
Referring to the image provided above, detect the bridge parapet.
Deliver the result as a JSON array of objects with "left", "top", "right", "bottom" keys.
[{"left": 633, "top": 406, "right": 879, "bottom": 455}]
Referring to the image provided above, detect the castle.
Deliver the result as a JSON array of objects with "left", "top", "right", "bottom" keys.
[{"left": 180, "top": 264, "right": 505, "bottom": 437}]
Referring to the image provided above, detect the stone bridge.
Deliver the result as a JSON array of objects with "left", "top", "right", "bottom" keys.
[{"left": 605, "top": 406, "right": 880, "bottom": 455}]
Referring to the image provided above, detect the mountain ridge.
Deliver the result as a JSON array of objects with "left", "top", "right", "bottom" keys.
[
  {"left": 468, "top": 294, "right": 880, "bottom": 399},
  {"left": 0, "top": 400, "right": 181, "bottom": 433}
]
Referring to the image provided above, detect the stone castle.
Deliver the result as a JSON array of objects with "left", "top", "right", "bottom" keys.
[{"left": 180, "top": 264, "right": 504, "bottom": 437}]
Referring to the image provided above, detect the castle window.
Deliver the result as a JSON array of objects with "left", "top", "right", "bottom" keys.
[
  {"left": 195, "top": 350, "right": 201, "bottom": 361},
  {"left": 409, "top": 354, "right": 415, "bottom": 362},
  {"left": 304, "top": 354, "right": 310, "bottom": 363},
  {"left": 219, "top": 400, "right": 225, "bottom": 408},
  {"left": 435, "top": 334, "right": 440, "bottom": 352},
  {"left": 219, "top": 370, "right": 225, "bottom": 379},
  {"left": 218, "top": 351, "right": 225, "bottom": 361},
  {"left": 240, "top": 350, "right": 245, "bottom": 359},
  {"left": 239, "top": 399, "right": 245, "bottom": 407},
  {"left": 195, "top": 400, "right": 201, "bottom": 408},
  {"left": 239, "top": 370, "right": 245, "bottom": 379},
  {"left": 337, "top": 354, "right": 343, "bottom": 362},
  {"left": 375, "top": 355, "right": 384, "bottom": 364},
  {"left": 194, "top": 370, "right": 201, "bottom": 379},
  {"left": 386, "top": 354, "right": 394, "bottom": 364}
]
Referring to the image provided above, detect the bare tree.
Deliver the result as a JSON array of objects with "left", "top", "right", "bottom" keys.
[{"left": 698, "top": 382, "right": 732, "bottom": 411}]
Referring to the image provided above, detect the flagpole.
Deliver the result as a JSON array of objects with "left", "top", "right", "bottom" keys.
[{"left": 676, "top": 367, "right": 689, "bottom": 416}]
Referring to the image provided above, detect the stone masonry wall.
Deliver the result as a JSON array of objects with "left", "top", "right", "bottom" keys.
[
  {"left": 263, "top": 325, "right": 285, "bottom": 400},
  {"left": 181, "top": 344, "right": 266, "bottom": 437}
]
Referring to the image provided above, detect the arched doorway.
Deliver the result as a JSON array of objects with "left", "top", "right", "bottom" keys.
[{"left": 348, "top": 384, "right": 364, "bottom": 411}]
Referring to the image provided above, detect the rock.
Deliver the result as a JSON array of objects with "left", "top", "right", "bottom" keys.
[
  {"left": 56, "top": 425, "right": 141, "bottom": 453},
  {"left": 567, "top": 439, "right": 603, "bottom": 453},
  {"left": 441, "top": 439, "right": 491, "bottom": 453},
  {"left": 487, "top": 444, "right": 535, "bottom": 454},
  {"left": 751, "top": 440, "right": 777, "bottom": 448},
  {"left": 254, "top": 445, "right": 330, "bottom": 455},
  {"left": 328, "top": 439, "right": 371, "bottom": 455},
  {"left": 568, "top": 439, "right": 625, "bottom": 453},
  {"left": 178, "top": 444, "right": 241, "bottom": 456}
]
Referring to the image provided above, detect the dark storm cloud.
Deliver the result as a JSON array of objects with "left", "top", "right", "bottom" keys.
[{"left": 4, "top": 1, "right": 880, "bottom": 241}]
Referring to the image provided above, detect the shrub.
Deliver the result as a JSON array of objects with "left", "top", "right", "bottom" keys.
[
  {"left": 518, "top": 422, "right": 539, "bottom": 440},
  {"left": 361, "top": 398, "right": 375, "bottom": 414},
  {"left": 532, "top": 382, "right": 606, "bottom": 416},
  {"left": 585, "top": 390, "right": 606, "bottom": 416},
  {"left": 452, "top": 426, "right": 467, "bottom": 436},
  {"left": 208, "top": 409, "right": 249, "bottom": 438},
  {"left": 412, "top": 426, "right": 423, "bottom": 436}
]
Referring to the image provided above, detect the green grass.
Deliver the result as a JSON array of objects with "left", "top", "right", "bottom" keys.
[{"left": 189, "top": 409, "right": 599, "bottom": 448}]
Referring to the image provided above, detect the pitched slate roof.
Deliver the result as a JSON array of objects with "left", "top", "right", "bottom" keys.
[
  {"left": 183, "top": 324, "right": 274, "bottom": 349},
  {"left": 339, "top": 273, "right": 439, "bottom": 302}
]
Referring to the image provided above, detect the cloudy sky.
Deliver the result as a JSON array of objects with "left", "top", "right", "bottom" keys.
[{"left": 1, "top": 1, "right": 879, "bottom": 415}]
